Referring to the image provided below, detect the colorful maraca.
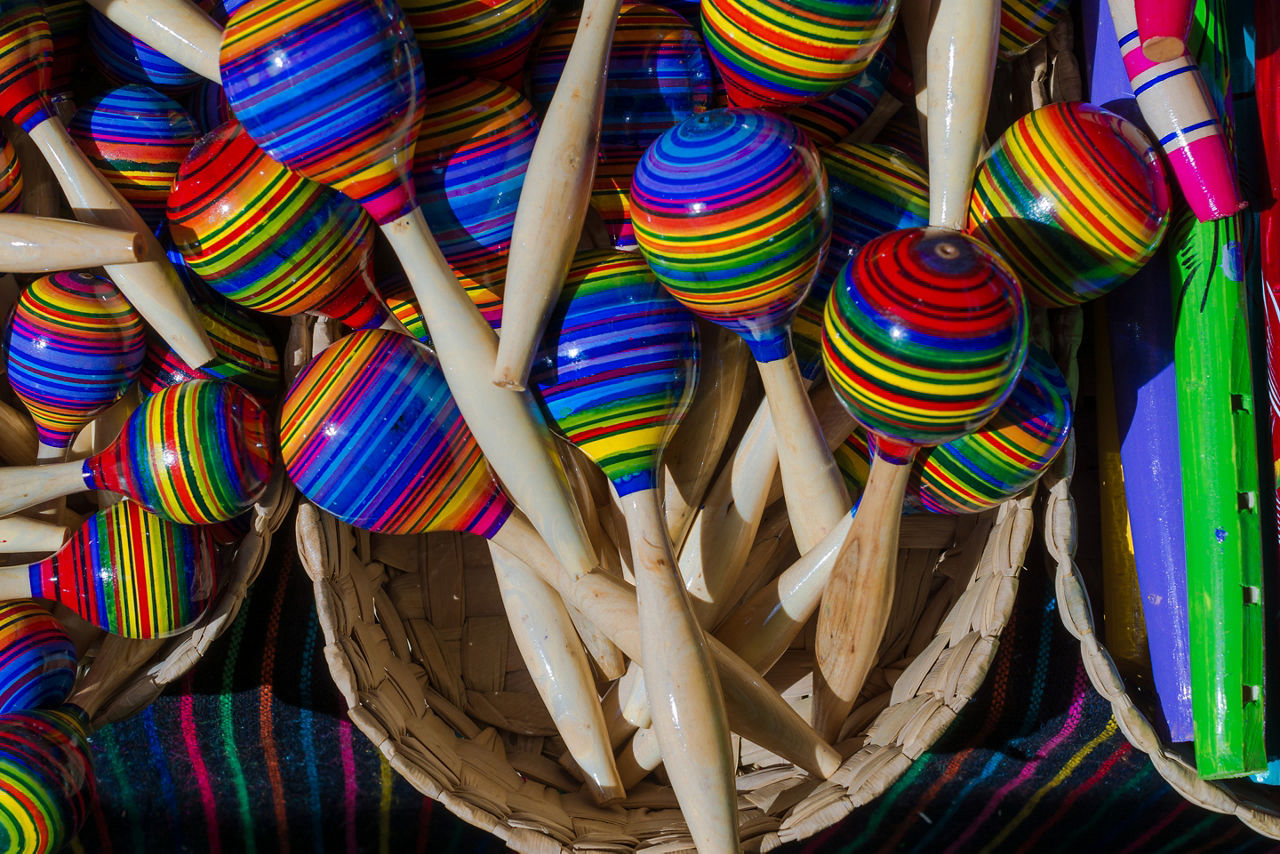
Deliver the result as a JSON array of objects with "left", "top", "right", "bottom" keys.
[
  {"left": 588, "top": 159, "right": 638, "bottom": 251},
  {"left": 0, "top": 214, "right": 144, "bottom": 272},
  {"left": 998, "top": 0, "right": 1071, "bottom": 59},
  {"left": 0, "top": 604, "right": 75, "bottom": 715},
  {"left": 0, "top": 500, "right": 217, "bottom": 638},
  {"left": 632, "top": 108, "right": 849, "bottom": 553},
  {"left": 414, "top": 76, "right": 538, "bottom": 329},
  {"left": 68, "top": 84, "right": 199, "bottom": 230},
  {"left": 0, "top": 135, "right": 20, "bottom": 213},
  {"left": 42, "top": 0, "right": 83, "bottom": 110},
  {"left": 0, "top": 380, "right": 275, "bottom": 524},
  {"left": 85, "top": 0, "right": 224, "bottom": 84},
  {"left": 814, "top": 227, "right": 1027, "bottom": 739},
  {"left": 168, "top": 121, "right": 386, "bottom": 329},
  {"left": 5, "top": 272, "right": 146, "bottom": 460},
  {"left": 0, "top": 706, "right": 93, "bottom": 854},
  {"left": 221, "top": 0, "right": 602, "bottom": 582},
  {"left": 784, "top": 38, "right": 894, "bottom": 148},
  {"left": 967, "top": 101, "right": 1170, "bottom": 307},
  {"left": 88, "top": 5, "right": 205, "bottom": 91},
  {"left": 531, "top": 251, "right": 736, "bottom": 852},
  {"left": 0, "top": 0, "right": 213, "bottom": 367},
  {"left": 700, "top": 0, "right": 897, "bottom": 108},
  {"left": 400, "top": 0, "right": 550, "bottom": 87}
]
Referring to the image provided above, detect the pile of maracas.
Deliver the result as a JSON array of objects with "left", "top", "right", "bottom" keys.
[{"left": 0, "top": 0, "right": 1204, "bottom": 847}]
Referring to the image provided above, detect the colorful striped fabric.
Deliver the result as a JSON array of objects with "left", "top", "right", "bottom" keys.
[
  {"left": 22, "top": 501, "right": 216, "bottom": 639},
  {"left": 400, "top": 0, "right": 549, "bottom": 87},
  {"left": 0, "top": 604, "right": 75, "bottom": 715},
  {"left": 0, "top": 706, "right": 92, "bottom": 854},
  {"left": 532, "top": 250, "right": 699, "bottom": 495},
  {"left": 0, "top": 0, "right": 53, "bottom": 133},
  {"left": 221, "top": 0, "right": 428, "bottom": 225},
  {"left": 84, "top": 381, "right": 276, "bottom": 526},
  {"left": 0, "top": 133, "right": 21, "bottom": 213},
  {"left": 280, "top": 329, "right": 512, "bottom": 538}
]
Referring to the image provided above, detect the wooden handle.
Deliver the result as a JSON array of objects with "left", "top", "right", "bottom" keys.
[
  {"left": 0, "top": 566, "right": 36, "bottom": 598},
  {"left": 87, "top": 0, "right": 223, "bottom": 83},
  {"left": 623, "top": 488, "right": 737, "bottom": 853},
  {"left": 26, "top": 118, "right": 215, "bottom": 368},
  {"left": 0, "top": 463, "right": 87, "bottom": 519},
  {"left": 0, "top": 214, "right": 143, "bottom": 272},
  {"left": 926, "top": 0, "right": 1000, "bottom": 230},
  {"left": 381, "top": 209, "right": 600, "bottom": 581},
  {"left": 0, "top": 516, "right": 68, "bottom": 553},
  {"left": 486, "top": 540, "right": 625, "bottom": 804},
  {"left": 812, "top": 453, "right": 912, "bottom": 742},
  {"left": 491, "top": 0, "right": 624, "bottom": 391},
  {"left": 756, "top": 354, "right": 850, "bottom": 552},
  {"left": 0, "top": 402, "right": 38, "bottom": 467}
]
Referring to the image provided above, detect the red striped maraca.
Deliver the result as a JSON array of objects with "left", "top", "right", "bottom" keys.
[
  {"left": 220, "top": 0, "right": 601, "bottom": 583},
  {"left": 0, "top": 603, "right": 75, "bottom": 715},
  {"left": 0, "top": 0, "right": 213, "bottom": 368},
  {"left": 0, "top": 135, "right": 21, "bottom": 213},
  {"left": 4, "top": 272, "right": 145, "bottom": 460},
  {"left": 168, "top": 121, "right": 386, "bottom": 329},
  {"left": 0, "top": 706, "right": 94, "bottom": 854},
  {"left": 0, "top": 500, "right": 217, "bottom": 638},
  {"left": 0, "top": 380, "right": 274, "bottom": 524},
  {"left": 400, "top": 0, "right": 551, "bottom": 87},
  {"left": 784, "top": 37, "right": 895, "bottom": 148}
]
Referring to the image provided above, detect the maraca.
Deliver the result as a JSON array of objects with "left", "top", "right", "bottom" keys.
[
  {"left": 221, "top": 0, "right": 601, "bottom": 582},
  {"left": 0, "top": 0, "right": 213, "bottom": 367},
  {"left": 531, "top": 251, "right": 735, "bottom": 852},
  {"left": 0, "top": 519, "right": 68, "bottom": 555},
  {"left": 88, "top": 4, "right": 205, "bottom": 90},
  {"left": 967, "top": 101, "right": 1169, "bottom": 307},
  {"left": 0, "top": 500, "right": 217, "bottom": 638},
  {"left": 41, "top": 0, "right": 82, "bottom": 112},
  {"left": 785, "top": 37, "right": 894, "bottom": 148},
  {"left": 0, "top": 135, "right": 20, "bottom": 213},
  {"left": 400, "top": 0, "right": 550, "bottom": 87},
  {"left": 998, "top": 0, "right": 1071, "bottom": 59},
  {"left": 168, "top": 121, "right": 386, "bottom": 329},
  {"left": 68, "top": 84, "right": 199, "bottom": 230},
  {"left": 700, "top": 0, "right": 896, "bottom": 109},
  {"left": 0, "top": 603, "right": 75, "bottom": 714},
  {"left": 588, "top": 159, "right": 638, "bottom": 251},
  {"left": 374, "top": 272, "right": 428, "bottom": 341},
  {"left": 631, "top": 108, "right": 849, "bottom": 553},
  {"left": 5, "top": 271, "right": 146, "bottom": 461},
  {"left": 85, "top": 0, "right": 224, "bottom": 83},
  {"left": 0, "top": 706, "right": 94, "bottom": 854},
  {"left": 0, "top": 380, "right": 274, "bottom": 524},
  {"left": 0, "top": 214, "right": 144, "bottom": 272}
]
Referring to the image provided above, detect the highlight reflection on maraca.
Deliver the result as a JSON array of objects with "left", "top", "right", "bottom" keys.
[
  {"left": 0, "top": 706, "right": 94, "bottom": 854},
  {"left": 0, "top": 380, "right": 275, "bottom": 524},
  {"left": 0, "top": 500, "right": 217, "bottom": 638}
]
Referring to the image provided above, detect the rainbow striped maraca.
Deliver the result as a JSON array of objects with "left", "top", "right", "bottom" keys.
[
  {"left": 0, "top": 135, "right": 21, "bottom": 213},
  {"left": 998, "top": 0, "right": 1070, "bottom": 58},
  {"left": 168, "top": 121, "right": 386, "bottom": 329},
  {"left": 632, "top": 108, "right": 849, "bottom": 553},
  {"left": 0, "top": 380, "right": 275, "bottom": 524},
  {"left": 0, "top": 604, "right": 75, "bottom": 715},
  {"left": 531, "top": 250, "right": 736, "bottom": 852},
  {"left": 414, "top": 76, "right": 538, "bottom": 329},
  {"left": 0, "top": 500, "right": 217, "bottom": 638},
  {"left": 68, "top": 85, "right": 198, "bottom": 230},
  {"left": 0, "top": 706, "right": 93, "bottom": 854},
  {"left": 88, "top": 6, "right": 204, "bottom": 91},
  {"left": 814, "top": 227, "right": 1027, "bottom": 738},
  {"left": 4, "top": 272, "right": 146, "bottom": 459},
  {"left": 220, "top": 0, "right": 605, "bottom": 584},
  {"left": 701, "top": 0, "right": 897, "bottom": 108},
  {"left": 400, "top": 0, "right": 550, "bottom": 87},
  {"left": 785, "top": 37, "right": 894, "bottom": 149},
  {"left": 589, "top": 159, "right": 638, "bottom": 251},
  {"left": 968, "top": 101, "right": 1170, "bottom": 307}
]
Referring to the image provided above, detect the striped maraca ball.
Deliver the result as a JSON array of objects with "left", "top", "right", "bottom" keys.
[
  {"left": 184, "top": 80, "right": 232, "bottom": 135},
  {"left": 414, "top": 76, "right": 537, "bottom": 328},
  {"left": 784, "top": 37, "right": 893, "bottom": 149},
  {"left": 138, "top": 300, "right": 282, "bottom": 404},
  {"left": 0, "top": 706, "right": 93, "bottom": 854},
  {"left": 998, "top": 0, "right": 1070, "bottom": 59},
  {"left": 281, "top": 329, "right": 512, "bottom": 537},
  {"left": 0, "top": 0, "right": 54, "bottom": 134},
  {"left": 631, "top": 108, "right": 830, "bottom": 361},
  {"left": 530, "top": 4, "right": 713, "bottom": 156},
  {"left": 0, "top": 605, "right": 75, "bottom": 715},
  {"left": 168, "top": 122, "right": 384, "bottom": 329},
  {"left": 877, "top": 107, "right": 925, "bottom": 167},
  {"left": 590, "top": 158, "right": 638, "bottom": 251},
  {"left": 42, "top": 0, "right": 82, "bottom": 104},
  {"left": 531, "top": 250, "right": 699, "bottom": 494},
  {"left": 375, "top": 273, "right": 429, "bottom": 341},
  {"left": 701, "top": 0, "right": 896, "bottom": 108},
  {"left": 87, "top": 7, "right": 203, "bottom": 91},
  {"left": 68, "top": 85, "right": 199, "bottom": 230},
  {"left": 822, "top": 228, "right": 1028, "bottom": 454},
  {"left": 85, "top": 380, "right": 276, "bottom": 525},
  {"left": 912, "top": 344, "right": 1071, "bottom": 513},
  {"left": 968, "top": 101, "right": 1170, "bottom": 307},
  {"left": 400, "top": 0, "right": 549, "bottom": 87},
  {"left": 5, "top": 272, "right": 146, "bottom": 450},
  {"left": 221, "top": 0, "right": 427, "bottom": 225},
  {"left": 793, "top": 142, "right": 928, "bottom": 379},
  {"left": 834, "top": 428, "right": 872, "bottom": 499},
  {"left": 0, "top": 134, "right": 21, "bottom": 213}
]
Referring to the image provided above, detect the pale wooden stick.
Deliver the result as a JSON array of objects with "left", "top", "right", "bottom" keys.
[
  {"left": 0, "top": 515, "right": 68, "bottom": 553},
  {"left": 0, "top": 402, "right": 37, "bottom": 466},
  {"left": 0, "top": 213, "right": 142, "bottom": 271},
  {"left": 491, "top": 0, "right": 624, "bottom": 391},
  {"left": 0, "top": 463, "right": 87, "bottom": 518},
  {"left": 86, "top": 0, "right": 222, "bottom": 83}
]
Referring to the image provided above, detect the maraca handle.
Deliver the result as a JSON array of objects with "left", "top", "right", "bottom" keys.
[
  {"left": 926, "top": 0, "right": 1000, "bottom": 230},
  {"left": 86, "top": 0, "right": 222, "bottom": 83},
  {"left": 26, "top": 119, "right": 215, "bottom": 368},
  {"left": 624, "top": 488, "right": 738, "bottom": 852},
  {"left": 491, "top": 0, "right": 624, "bottom": 391},
  {"left": 0, "top": 463, "right": 87, "bottom": 519},
  {"left": 0, "top": 567, "right": 35, "bottom": 599},
  {"left": 0, "top": 402, "right": 38, "bottom": 467},
  {"left": 486, "top": 540, "right": 626, "bottom": 803},
  {"left": 381, "top": 209, "right": 599, "bottom": 581},
  {"left": 813, "top": 453, "right": 911, "bottom": 742},
  {"left": 1135, "top": 0, "right": 1192, "bottom": 63},
  {"left": 0, "top": 516, "right": 68, "bottom": 553},
  {"left": 0, "top": 214, "right": 143, "bottom": 272}
]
